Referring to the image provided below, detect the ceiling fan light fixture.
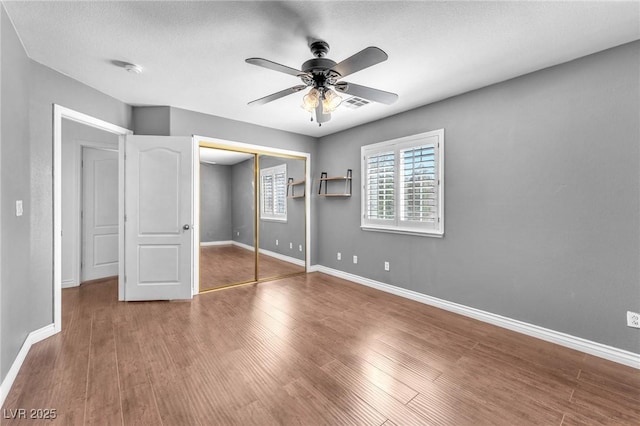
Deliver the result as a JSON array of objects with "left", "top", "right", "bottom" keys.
[
  {"left": 301, "top": 88, "right": 320, "bottom": 112},
  {"left": 322, "top": 89, "right": 342, "bottom": 114}
]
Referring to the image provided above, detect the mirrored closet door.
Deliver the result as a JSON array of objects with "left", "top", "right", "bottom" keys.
[
  {"left": 257, "top": 154, "right": 306, "bottom": 281},
  {"left": 198, "top": 145, "right": 307, "bottom": 293},
  {"left": 199, "top": 147, "right": 256, "bottom": 291}
]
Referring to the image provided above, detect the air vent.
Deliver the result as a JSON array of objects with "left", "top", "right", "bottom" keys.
[{"left": 341, "top": 96, "right": 371, "bottom": 109}]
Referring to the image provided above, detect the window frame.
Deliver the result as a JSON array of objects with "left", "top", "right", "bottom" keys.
[
  {"left": 259, "top": 163, "right": 287, "bottom": 222},
  {"left": 361, "top": 129, "right": 444, "bottom": 237}
]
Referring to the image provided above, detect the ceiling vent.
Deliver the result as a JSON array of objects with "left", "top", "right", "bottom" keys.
[{"left": 341, "top": 96, "right": 371, "bottom": 109}]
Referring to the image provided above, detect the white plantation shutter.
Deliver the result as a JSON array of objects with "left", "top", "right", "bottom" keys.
[
  {"left": 361, "top": 129, "right": 444, "bottom": 236},
  {"left": 366, "top": 151, "right": 395, "bottom": 220},
  {"left": 260, "top": 164, "right": 287, "bottom": 221},
  {"left": 261, "top": 174, "right": 274, "bottom": 215},
  {"left": 274, "top": 170, "right": 286, "bottom": 215},
  {"left": 400, "top": 144, "right": 437, "bottom": 224}
]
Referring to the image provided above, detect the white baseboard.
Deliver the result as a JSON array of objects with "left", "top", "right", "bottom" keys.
[
  {"left": 0, "top": 324, "right": 57, "bottom": 406},
  {"left": 258, "top": 248, "right": 305, "bottom": 267},
  {"left": 314, "top": 266, "right": 640, "bottom": 369},
  {"left": 200, "top": 240, "right": 234, "bottom": 247},
  {"left": 61, "top": 279, "right": 77, "bottom": 288},
  {"left": 231, "top": 241, "right": 305, "bottom": 267},
  {"left": 232, "top": 241, "right": 255, "bottom": 252}
]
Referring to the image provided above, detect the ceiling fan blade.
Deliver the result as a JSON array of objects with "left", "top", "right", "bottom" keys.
[
  {"left": 335, "top": 82, "right": 398, "bottom": 105},
  {"left": 248, "top": 85, "right": 307, "bottom": 106},
  {"left": 246, "top": 58, "right": 303, "bottom": 77},
  {"left": 331, "top": 47, "right": 388, "bottom": 78},
  {"left": 315, "top": 103, "right": 331, "bottom": 124}
]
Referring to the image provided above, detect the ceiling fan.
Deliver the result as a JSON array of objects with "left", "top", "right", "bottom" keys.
[{"left": 246, "top": 40, "right": 398, "bottom": 126}]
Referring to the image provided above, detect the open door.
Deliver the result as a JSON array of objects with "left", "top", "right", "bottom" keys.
[{"left": 123, "top": 135, "right": 194, "bottom": 300}]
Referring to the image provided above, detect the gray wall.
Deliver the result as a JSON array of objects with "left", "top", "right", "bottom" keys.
[
  {"left": 1, "top": 5, "right": 31, "bottom": 381},
  {"left": 61, "top": 121, "right": 119, "bottom": 287},
  {"left": 200, "top": 163, "right": 233, "bottom": 242},
  {"left": 132, "top": 106, "right": 170, "bottom": 136},
  {"left": 316, "top": 41, "right": 640, "bottom": 353},
  {"left": 231, "top": 158, "right": 256, "bottom": 247},
  {"left": 259, "top": 155, "right": 306, "bottom": 261},
  {"left": 0, "top": 7, "right": 132, "bottom": 383}
]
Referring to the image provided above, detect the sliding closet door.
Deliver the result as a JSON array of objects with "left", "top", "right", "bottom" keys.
[
  {"left": 199, "top": 148, "right": 256, "bottom": 291},
  {"left": 257, "top": 154, "right": 306, "bottom": 281}
]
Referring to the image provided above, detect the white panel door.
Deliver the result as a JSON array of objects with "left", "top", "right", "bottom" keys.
[
  {"left": 124, "top": 136, "right": 193, "bottom": 300},
  {"left": 82, "top": 147, "right": 119, "bottom": 281}
]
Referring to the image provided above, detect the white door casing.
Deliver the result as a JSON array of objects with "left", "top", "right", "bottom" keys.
[
  {"left": 124, "top": 135, "right": 194, "bottom": 301},
  {"left": 82, "top": 147, "right": 119, "bottom": 281}
]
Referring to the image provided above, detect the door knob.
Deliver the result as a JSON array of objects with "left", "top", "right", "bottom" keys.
[{"left": 183, "top": 224, "right": 190, "bottom": 230}]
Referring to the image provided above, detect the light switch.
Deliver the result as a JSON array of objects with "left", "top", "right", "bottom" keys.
[{"left": 15, "top": 200, "right": 23, "bottom": 217}]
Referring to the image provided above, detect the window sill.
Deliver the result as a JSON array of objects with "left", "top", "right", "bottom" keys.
[
  {"left": 260, "top": 217, "right": 288, "bottom": 223},
  {"left": 360, "top": 225, "right": 444, "bottom": 238}
]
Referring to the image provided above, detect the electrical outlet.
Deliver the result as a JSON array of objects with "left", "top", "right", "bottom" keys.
[
  {"left": 237, "top": 231, "right": 240, "bottom": 236},
  {"left": 353, "top": 255, "right": 358, "bottom": 264},
  {"left": 337, "top": 252, "right": 341, "bottom": 260},
  {"left": 628, "top": 311, "right": 640, "bottom": 328},
  {"left": 276, "top": 239, "right": 279, "bottom": 246},
  {"left": 384, "top": 261, "right": 390, "bottom": 271},
  {"left": 15, "top": 200, "right": 23, "bottom": 217},
  {"left": 289, "top": 242, "right": 293, "bottom": 249},
  {"left": 299, "top": 244, "right": 303, "bottom": 252}
]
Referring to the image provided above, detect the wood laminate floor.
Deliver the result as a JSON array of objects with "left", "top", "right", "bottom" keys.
[
  {"left": 3, "top": 273, "right": 639, "bottom": 425},
  {"left": 200, "top": 245, "right": 305, "bottom": 291}
]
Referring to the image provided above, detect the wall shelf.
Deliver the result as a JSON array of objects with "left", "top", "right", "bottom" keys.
[
  {"left": 287, "top": 178, "right": 305, "bottom": 199},
  {"left": 318, "top": 169, "right": 352, "bottom": 197}
]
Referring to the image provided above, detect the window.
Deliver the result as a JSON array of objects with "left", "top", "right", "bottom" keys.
[
  {"left": 260, "top": 164, "right": 287, "bottom": 221},
  {"left": 361, "top": 129, "right": 444, "bottom": 236}
]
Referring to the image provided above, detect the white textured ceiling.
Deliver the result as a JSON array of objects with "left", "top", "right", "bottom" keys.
[
  {"left": 4, "top": 1, "right": 639, "bottom": 137},
  {"left": 200, "top": 147, "right": 253, "bottom": 165}
]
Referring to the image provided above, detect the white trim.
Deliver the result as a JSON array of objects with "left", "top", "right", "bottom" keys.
[
  {"left": 195, "top": 135, "right": 311, "bottom": 270},
  {"left": 0, "top": 324, "right": 56, "bottom": 407},
  {"left": 232, "top": 241, "right": 255, "bottom": 252},
  {"left": 314, "top": 266, "right": 640, "bottom": 369},
  {"left": 61, "top": 279, "right": 77, "bottom": 288},
  {"left": 257, "top": 248, "right": 305, "bottom": 267},
  {"left": 200, "top": 240, "right": 234, "bottom": 247},
  {"left": 191, "top": 136, "right": 199, "bottom": 297},
  {"left": 230, "top": 241, "right": 305, "bottom": 267},
  {"left": 54, "top": 105, "right": 132, "bottom": 331},
  {"left": 307, "top": 264, "right": 321, "bottom": 273}
]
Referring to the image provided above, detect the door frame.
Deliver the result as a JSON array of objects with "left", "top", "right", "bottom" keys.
[
  {"left": 194, "top": 135, "right": 312, "bottom": 295},
  {"left": 53, "top": 105, "right": 132, "bottom": 333}
]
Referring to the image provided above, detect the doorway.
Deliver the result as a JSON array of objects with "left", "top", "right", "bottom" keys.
[{"left": 53, "top": 105, "right": 132, "bottom": 332}]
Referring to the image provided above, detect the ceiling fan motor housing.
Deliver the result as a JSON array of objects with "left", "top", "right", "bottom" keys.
[{"left": 301, "top": 56, "right": 340, "bottom": 89}]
